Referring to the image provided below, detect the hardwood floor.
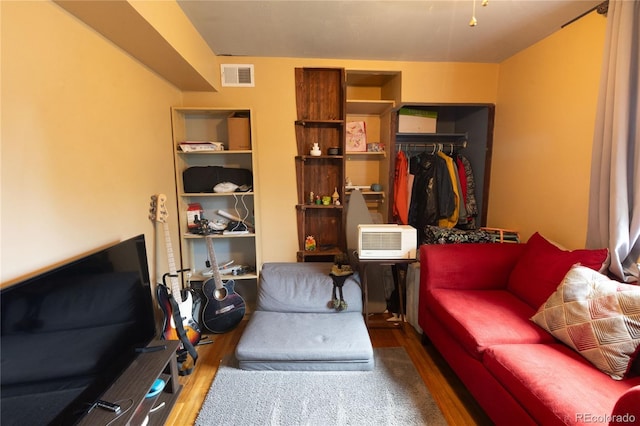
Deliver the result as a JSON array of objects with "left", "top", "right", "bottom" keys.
[{"left": 166, "top": 316, "right": 493, "bottom": 425}]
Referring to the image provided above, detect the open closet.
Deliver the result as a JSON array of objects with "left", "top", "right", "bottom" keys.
[{"left": 387, "top": 104, "right": 495, "bottom": 243}]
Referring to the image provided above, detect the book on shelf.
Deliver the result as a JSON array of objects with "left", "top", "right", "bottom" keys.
[{"left": 179, "top": 141, "right": 225, "bottom": 152}]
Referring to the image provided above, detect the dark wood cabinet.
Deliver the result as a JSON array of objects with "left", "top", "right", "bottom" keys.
[
  {"left": 294, "top": 68, "right": 346, "bottom": 261},
  {"left": 78, "top": 340, "right": 182, "bottom": 426}
]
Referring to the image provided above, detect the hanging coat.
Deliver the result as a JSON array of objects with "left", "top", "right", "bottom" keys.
[
  {"left": 457, "top": 155, "right": 479, "bottom": 229},
  {"left": 393, "top": 151, "right": 409, "bottom": 225},
  {"left": 437, "top": 151, "right": 460, "bottom": 228},
  {"left": 408, "top": 153, "right": 454, "bottom": 242}
]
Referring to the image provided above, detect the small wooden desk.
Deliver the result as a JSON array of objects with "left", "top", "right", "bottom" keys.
[{"left": 354, "top": 255, "right": 418, "bottom": 329}]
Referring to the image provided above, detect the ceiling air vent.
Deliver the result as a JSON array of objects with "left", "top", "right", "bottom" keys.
[{"left": 221, "top": 64, "right": 255, "bottom": 87}]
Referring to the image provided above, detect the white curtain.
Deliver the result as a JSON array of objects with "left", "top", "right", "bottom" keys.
[{"left": 587, "top": 0, "right": 640, "bottom": 283}]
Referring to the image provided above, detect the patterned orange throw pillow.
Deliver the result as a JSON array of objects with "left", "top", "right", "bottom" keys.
[{"left": 531, "top": 265, "right": 640, "bottom": 380}]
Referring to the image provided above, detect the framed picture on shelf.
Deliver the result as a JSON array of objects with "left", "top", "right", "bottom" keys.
[{"left": 346, "top": 121, "right": 367, "bottom": 152}]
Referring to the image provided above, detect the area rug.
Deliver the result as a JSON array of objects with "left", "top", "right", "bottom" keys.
[{"left": 195, "top": 347, "right": 446, "bottom": 425}]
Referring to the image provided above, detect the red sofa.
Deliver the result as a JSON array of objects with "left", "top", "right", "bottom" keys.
[{"left": 418, "top": 234, "right": 640, "bottom": 425}]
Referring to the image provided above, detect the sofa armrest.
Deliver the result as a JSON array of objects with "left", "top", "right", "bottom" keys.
[
  {"left": 420, "top": 243, "right": 526, "bottom": 291},
  {"left": 610, "top": 385, "right": 640, "bottom": 425}
]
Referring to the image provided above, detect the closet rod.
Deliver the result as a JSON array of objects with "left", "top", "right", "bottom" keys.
[{"left": 397, "top": 141, "right": 467, "bottom": 151}]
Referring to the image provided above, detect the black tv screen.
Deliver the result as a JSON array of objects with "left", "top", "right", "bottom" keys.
[{"left": 1, "top": 234, "right": 157, "bottom": 425}]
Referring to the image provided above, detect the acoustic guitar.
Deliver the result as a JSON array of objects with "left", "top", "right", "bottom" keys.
[
  {"left": 201, "top": 235, "right": 246, "bottom": 333},
  {"left": 149, "top": 194, "right": 201, "bottom": 345}
]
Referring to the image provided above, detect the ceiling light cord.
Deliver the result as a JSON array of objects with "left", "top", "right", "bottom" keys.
[
  {"left": 470, "top": 0, "right": 488, "bottom": 27},
  {"left": 469, "top": 0, "right": 477, "bottom": 26}
]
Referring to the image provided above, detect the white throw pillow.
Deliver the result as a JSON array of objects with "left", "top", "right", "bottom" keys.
[{"left": 531, "top": 265, "right": 640, "bottom": 380}]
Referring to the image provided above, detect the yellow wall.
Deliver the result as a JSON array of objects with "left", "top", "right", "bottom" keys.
[
  {"left": 1, "top": 1, "right": 607, "bottom": 285},
  {"left": 490, "top": 12, "right": 607, "bottom": 248},
  {"left": 1, "top": 1, "right": 182, "bottom": 284},
  {"left": 182, "top": 58, "right": 499, "bottom": 263}
]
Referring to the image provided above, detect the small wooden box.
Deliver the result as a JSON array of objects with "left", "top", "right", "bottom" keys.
[{"left": 227, "top": 113, "right": 251, "bottom": 150}]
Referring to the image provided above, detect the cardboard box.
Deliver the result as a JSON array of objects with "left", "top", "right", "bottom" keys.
[
  {"left": 398, "top": 108, "right": 437, "bottom": 133},
  {"left": 227, "top": 113, "right": 251, "bottom": 150}
]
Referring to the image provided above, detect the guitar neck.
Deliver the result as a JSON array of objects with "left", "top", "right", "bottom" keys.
[
  {"left": 205, "top": 236, "right": 224, "bottom": 290},
  {"left": 163, "top": 221, "right": 182, "bottom": 295}
]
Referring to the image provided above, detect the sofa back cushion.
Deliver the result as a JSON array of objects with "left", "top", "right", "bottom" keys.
[
  {"left": 507, "top": 232, "right": 609, "bottom": 309},
  {"left": 420, "top": 242, "right": 526, "bottom": 291},
  {"left": 257, "top": 262, "right": 363, "bottom": 313}
]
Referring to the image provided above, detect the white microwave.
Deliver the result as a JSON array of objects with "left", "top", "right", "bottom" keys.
[{"left": 357, "top": 224, "right": 417, "bottom": 259}]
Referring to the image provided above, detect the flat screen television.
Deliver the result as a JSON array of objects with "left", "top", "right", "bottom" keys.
[{"left": 1, "top": 234, "right": 157, "bottom": 425}]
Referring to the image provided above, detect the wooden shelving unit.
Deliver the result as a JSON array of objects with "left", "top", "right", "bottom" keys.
[
  {"left": 294, "top": 68, "right": 346, "bottom": 262},
  {"left": 292, "top": 68, "right": 405, "bottom": 260},
  {"left": 171, "top": 107, "right": 260, "bottom": 298},
  {"left": 345, "top": 70, "right": 401, "bottom": 222}
]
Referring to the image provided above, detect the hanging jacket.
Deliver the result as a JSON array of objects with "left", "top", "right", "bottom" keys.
[
  {"left": 437, "top": 151, "right": 460, "bottom": 228},
  {"left": 408, "top": 153, "right": 454, "bottom": 241},
  {"left": 393, "top": 151, "right": 409, "bottom": 224},
  {"left": 458, "top": 155, "right": 479, "bottom": 229}
]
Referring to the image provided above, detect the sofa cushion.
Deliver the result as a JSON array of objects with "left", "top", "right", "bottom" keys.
[
  {"left": 420, "top": 243, "right": 526, "bottom": 292},
  {"left": 427, "top": 289, "right": 555, "bottom": 360},
  {"left": 257, "top": 262, "right": 363, "bottom": 313},
  {"left": 235, "top": 311, "right": 374, "bottom": 371},
  {"left": 507, "top": 232, "right": 609, "bottom": 309},
  {"left": 531, "top": 265, "right": 640, "bottom": 379},
  {"left": 484, "top": 343, "right": 640, "bottom": 425}
]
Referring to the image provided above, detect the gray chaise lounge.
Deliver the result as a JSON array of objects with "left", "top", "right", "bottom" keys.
[{"left": 235, "top": 262, "right": 374, "bottom": 371}]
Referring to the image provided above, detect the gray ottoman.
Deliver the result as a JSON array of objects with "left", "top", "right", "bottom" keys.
[{"left": 235, "top": 262, "right": 374, "bottom": 371}]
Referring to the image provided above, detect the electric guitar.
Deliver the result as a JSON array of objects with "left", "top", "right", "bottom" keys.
[
  {"left": 201, "top": 235, "right": 246, "bottom": 333},
  {"left": 149, "top": 194, "right": 201, "bottom": 345}
]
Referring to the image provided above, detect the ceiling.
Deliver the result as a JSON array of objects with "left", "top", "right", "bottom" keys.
[{"left": 177, "top": 0, "right": 605, "bottom": 64}]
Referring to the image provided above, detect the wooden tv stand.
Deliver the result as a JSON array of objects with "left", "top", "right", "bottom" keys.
[{"left": 79, "top": 340, "right": 182, "bottom": 426}]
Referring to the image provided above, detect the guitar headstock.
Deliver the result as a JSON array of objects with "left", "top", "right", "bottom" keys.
[{"left": 149, "top": 194, "right": 169, "bottom": 223}]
